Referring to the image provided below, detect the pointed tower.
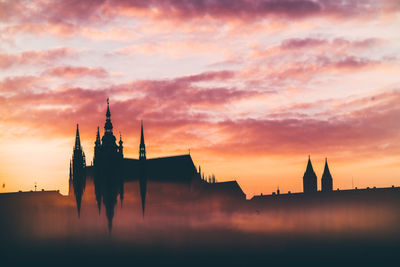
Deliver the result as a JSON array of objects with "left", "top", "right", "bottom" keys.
[
  {"left": 72, "top": 124, "right": 86, "bottom": 217},
  {"left": 74, "top": 124, "right": 81, "bottom": 150},
  {"left": 303, "top": 156, "right": 317, "bottom": 193},
  {"left": 139, "top": 120, "right": 146, "bottom": 160},
  {"left": 68, "top": 160, "right": 73, "bottom": 197},
  {"left": 94, "top": 126, "right": 101, "bottom": 164},
  {"left": 138, "top": 120, "right": 147, "bottom": 217},
  {"left": 321, "top": 158, "right": 333, "bottom": 192},
  {"left": 118, "top": 132, "right": 123, "bottom": 157},
  {"left": 101, "top": 98, "right": 117, "bottom": 150}
]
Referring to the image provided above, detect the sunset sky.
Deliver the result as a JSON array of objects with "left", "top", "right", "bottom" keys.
[{"left": 0, "top": 0, "right": 400, "bottom": 197}]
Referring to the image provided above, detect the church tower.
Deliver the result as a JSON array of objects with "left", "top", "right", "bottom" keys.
[
  {"left": 93, "top": 99, "right": 124, "bottom": 231},
  {"left": 303, "top": 156, "right": 317, "bottom": 193},
  {"left": 94, "top": 126, "right": 101, "bottom": 165},
  {"left": 118, "top": 132, "right": 123, "bottom": 158},
  {"left": 139, "top": 121, "right": 146, "bottom": 160},
  {"left": 101, "top": 98, "right": 118, "bottom": 153},
  {"left": 71, "top": 124, "right": 86, "bottom": 216},
  {"left": 321, "top": 158, "right": 333, "bottom": 192},
  {"left": 138, "top": 120, "right": 147, "bottom": 216},
  {"left": 68, "top": 160, "right": 73, "bottom": 197}
]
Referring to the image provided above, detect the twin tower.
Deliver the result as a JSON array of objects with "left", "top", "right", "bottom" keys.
[{"left": 303, "top": 156, "right": 333, "bottom": 193}]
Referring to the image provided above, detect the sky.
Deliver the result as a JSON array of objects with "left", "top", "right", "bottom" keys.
[{"left": 0, "top": 0, "right": 400, "bottom": 197}]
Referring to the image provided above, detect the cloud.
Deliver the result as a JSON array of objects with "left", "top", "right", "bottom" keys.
[
  {"left": 201, "top": 90, "right": 400, "bottom": 157},
  {"left": 0, "top": 76, "right": 44, "bottom": 93},
  {"left": 0, "top": 47, "right": 76, "bottom": 70},
  {"left": 0, "top": 70, "right": 258, "bottom": 137},
  {"left": 1, "top": 65, "right": 399, "bottom": 160},
  {"left": 2, "top": 0, "right": 398, "bottom": 26},
  {"left": 44, "top": 66, "right": 109, "bottom": 78}
]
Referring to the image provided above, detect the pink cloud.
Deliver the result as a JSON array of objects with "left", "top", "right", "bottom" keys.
[
  {"left": 1, "top": 67, "right": 399, "bottom": 161},
  {"left": 0, "top": 47, "right": 76, "bottom": 70},
  {"left": 2, "top": 1, "right": 398, "bottom": 26},
  {"left": 44, "top": 66, "right": 108, "bottom": 78}
]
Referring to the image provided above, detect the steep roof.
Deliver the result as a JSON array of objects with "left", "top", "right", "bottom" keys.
[
  {"left": 322, "top": 158, "right": 332, "bottom": 180},
  {"left": 122, "top": 154, "right": 197, "bottom": 182},
  {"left": 304, "top": 156, "right": 317, "bottom": 178},
  {"left": 204, "top": 181, "right": 246, "bottom": 198}
]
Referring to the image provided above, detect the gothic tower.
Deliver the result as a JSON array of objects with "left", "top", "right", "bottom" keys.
[
  {"left": 71, "top": 124, "right": 86, "bottom": 216},
  {"left": 118, "top": 132, "right": 123, "bottom": 158},
  {"left": 94, "top": 126, "right": 101, "bottom": 165},
  {"left": 93, "top": 99, "right": 124, "bottom": 231},
  {"left": 68, "top": 160, "right": 73, "bottom": 197},
  {"left": 321, "top": 158, "right": 333, "bottom": 192},
  {"left": 139, "top": 120, "right": 146, "bottom": 160},
  {"left": 138, "top": 120, "right": 147, "bottom": 216},
  {"left": 303, "top": 156, "right": 317, "bottom": 193}
]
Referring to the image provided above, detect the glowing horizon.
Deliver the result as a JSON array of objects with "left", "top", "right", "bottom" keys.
[{"left": 1, "top": 0, "right": 400, "bottom": 197}]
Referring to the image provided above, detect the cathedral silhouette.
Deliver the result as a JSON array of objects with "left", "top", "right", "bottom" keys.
[
  {"left": 302, "top": 156, "right": 333, "bottom": 193},
  {"left": 69, "top": 99, "right": 245, "bottom": 229}
]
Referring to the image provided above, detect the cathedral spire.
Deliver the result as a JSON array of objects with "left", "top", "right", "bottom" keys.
[
  {"left": 74, "top": 124, "right": 81, "bottom": 150},
  {"left": 95, "top": 127, "right": 101, "bottom": 146},
  {"left": 305, "top": 155, "right": 314, "bottom": 173},
  {"left": 104, "top": 98, "right": 113, "bottom": 133},
  {"left": 321, "top": 158, "right": 333, "bottom": 192},
  {"left": 106, "top": 97, "right": 111, "bottom": 118},
  {"left": 139, "top": 120, "right": 146, "bottom": 160},
  {"left": 119, "top": 132, "right": 124, "bottom": 157},
  {"left": 303, "top": 155, "right": 317, "bottom": 193}
]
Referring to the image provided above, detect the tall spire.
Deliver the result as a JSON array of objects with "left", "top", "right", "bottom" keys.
[
  {"left": 139, "top": 120, "right": 146, "bottom": 160},
  {"left": 104, "top": 98, "right": 113, "bottom": 133},
  {"left": 106, "top": 97, "right": 111, "bottom": 118},
  {"left": 74, "top": 124, "right": 81, "bottom": 150},
  {"left": 119, "top": 132, "right": 123, "bottom": 146},
  {"left": 303, "top": 155, "right": 317, "bottom": 193},
  {"left": 305, "top": 155, "right": 314, "bottom": 174},
  {"left": 118, "top": 132, "right": 124, "bottom": 157},
  {"left": 321, "top": 157, "right": 333, "bottom": 192},
  {"left": 95, "top": 126, "right": 101, "bottom": 146}
]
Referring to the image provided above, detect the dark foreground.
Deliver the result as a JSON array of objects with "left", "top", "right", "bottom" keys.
[
  {"left": 1, "top": 233, "right": 399, "bottom": 266},
  {"left": 1, "top": 188, "right": 400, "bottom": 266}
]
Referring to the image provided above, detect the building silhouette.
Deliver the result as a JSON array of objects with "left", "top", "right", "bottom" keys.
[
  {"left": 70, "top": 124, "right": 86, "bottom": 216},
  {"left": 69, "top": 99, "right": 246, "bottom": 229},
  {"left": 321, "top": 158, "right": 333, "bottom": 192},
  {"left": 303, "top": 156, "right": 317, "bottom": 193}
]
